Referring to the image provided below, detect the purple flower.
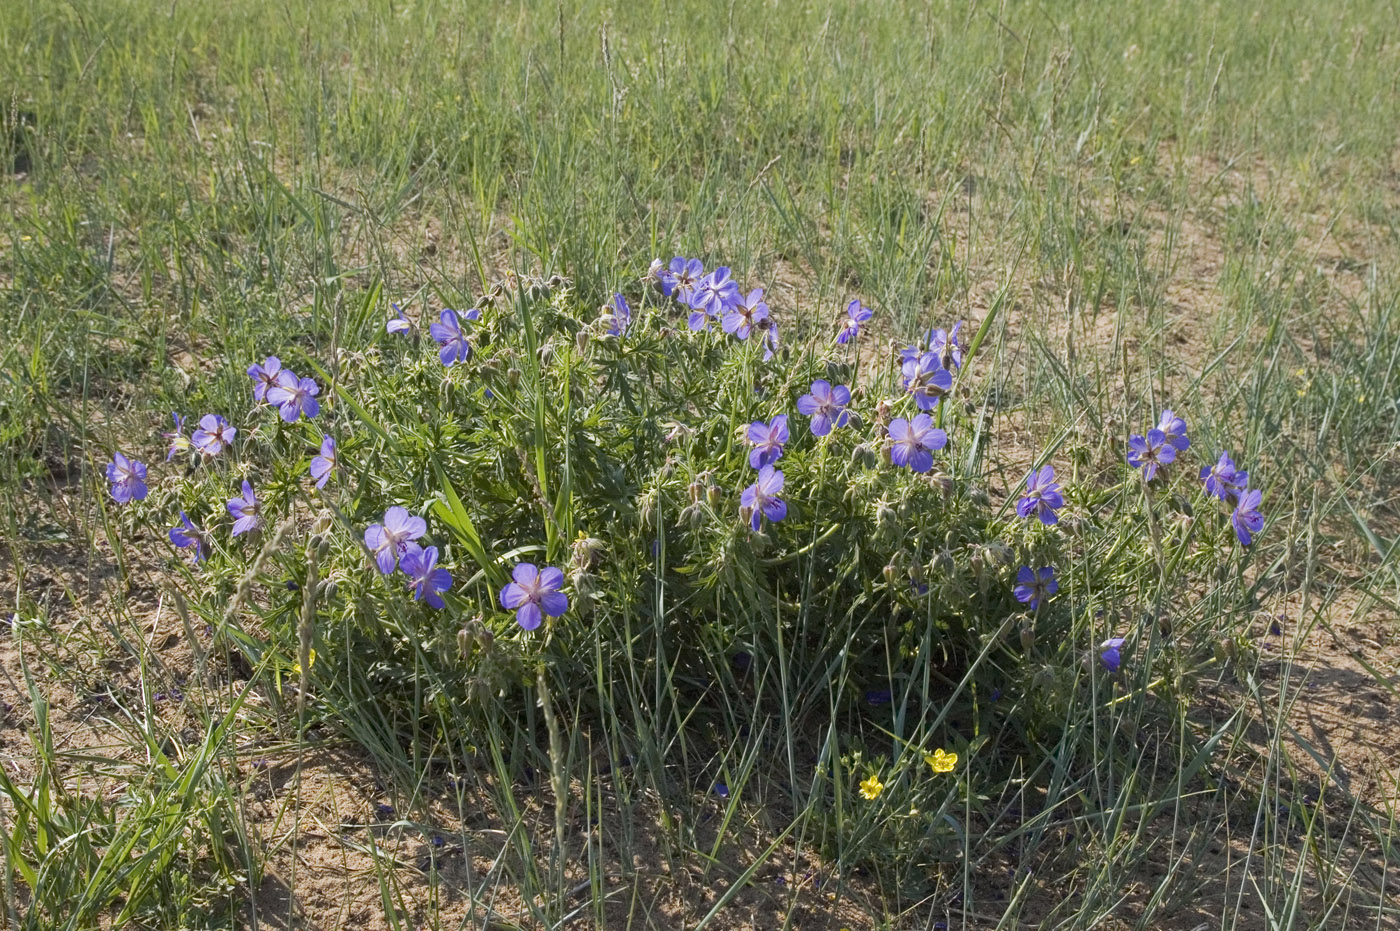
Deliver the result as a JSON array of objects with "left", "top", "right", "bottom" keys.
[
  {"left": 746, "top": 415, "right": 789, "bottom": 468},
  {"left": 429, "top": 308, "right": 478, "bottom": 366},
  {"left": 661, "top": 257, "right": 703, "bottom": 300},
  {"left": 500, "top": 563, "right": 569, "bottom": 630},
  {"left": 387, "top": 302, "right": 412, "bottom": 335},
  {"left": 1126, "top": 429, "right": 1176, "bottom": 481},
  {"left": 901, "top": 352, "right": 954, "bottom": 411},
  {"left": 105, "top": 452, "right": 148, "bottom": 504},
  {"left": 888, "top": 413, "right": 948, "bottom": 473},
  {"left": 247, "top": 356, "right": 283, "bottom": 402},
  {"left": 759, "top": 318, "right": 780, "bottom": 361},
  {"left": 400, "top": 545, "right": 452, "bottom": 609},
  {"left": 688, "top": 267, "right": 740, "bottom": 327},
  {"left": 164, "top": 412, "right": 190, "bottom": 461},
  {"left": 169, "top": 511, "right": 207, "bottom": 561},
  {"left": 192, "top": 415, "right": 236, "bottom": 457},
  {"left": 1200, "top": 452, "right": 1248, "bottom": 502},
  {"left": 928, "top": 322, "right": 965, "bottom": 370},
  {"left": 309, "top": 435, "right": 336, "bottom": 489},
  {"left": 796, "top": 380, "right": 851, "bottom": 437},
  {"left": 1013, "top": 565, "right": 1058, "bottom": 610},
  {"left": 1016, "top": 465, "right": 1065, "bottom": 525},
  {"left": 722, "top": 288, "right": 769, "bottom": 340},
  {"left": 227, "top": 480, "right": 262, "bottom": 536},
  {"left": 740, "top": 465, "right": 787, "bottom": 532},
  {"left": 1099, "top": 637, "right": 1126, "bottom": 672},
  {"left": 836, "top": 299, "right": 873, "bottom": 345},
  {"left": 1231, "top": 488, "right": 1264, "bottom": 546},
  {"left": 364, "top": 506, "right": 427, "bottom": 575},
  {"left": 266, "top": 370, "right": 320, "bottom": 423},
  {"left": 606, "top": 293, "right": 632, "bottom": 337},
  {"left": 1156, "top": 410, "right": 1190, "bottom": 451}
]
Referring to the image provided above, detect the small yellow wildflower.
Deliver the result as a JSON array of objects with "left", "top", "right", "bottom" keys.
[
  {"left": 925, "top": 748, "right": 958, "bottom": 774},
  {"left": 293, "top": 648, "right": 317, "bottom": 677},
  {"left": 858, "top": 774, "right": 885, "bottom": 800}
]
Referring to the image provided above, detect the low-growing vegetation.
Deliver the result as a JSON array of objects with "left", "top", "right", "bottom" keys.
[{"left": 2, "top": 1, "right": 1398, "bottom": 928}]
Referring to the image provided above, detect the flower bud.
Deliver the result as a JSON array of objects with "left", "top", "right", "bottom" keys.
[
  {"left": 507, "top": 367, "right": 522, "bottom": 386},
  {"left": 706, "top": 484, "right": 723, "bottom": 506},
  {"left": 576, "top": 329, "right": 590, "bottom": 354},
  {"left": 572, "top": 536, "right": 605, "bottom": 571},
  {"left": 688, "top": 481, "right": 703, "bottom": 504},
  {"left": 882, "top": 563, "right": 898, "bottom": 585},
  {"left": 1019, "top": 624, "right": 1036, "bottom": 651},
  {"left": 876, "top": 500, "right": 897, "bottom": 529},
  {"left": 930, "top": 471, "right": 954, "bottom": 496},
  {"left": 738, "top": 505, "right": 754, "bottom": 529}
]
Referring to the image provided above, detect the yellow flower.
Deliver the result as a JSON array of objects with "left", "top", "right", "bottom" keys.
[
  {"left": 925, "top": 748, "right": 958, "bottom": 773},
  {"left": 293, "top": 648, "right": 316, "bottom": 677},
  {"left": 858, "top": 774, "right": 885, "bottom": 800}
]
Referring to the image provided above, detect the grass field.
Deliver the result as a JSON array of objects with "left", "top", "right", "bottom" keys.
[{"left": 2, "top": 1, "right": 1399, "bottom": 928}]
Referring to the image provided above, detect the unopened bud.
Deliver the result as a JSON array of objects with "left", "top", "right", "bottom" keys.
[
  {"left": 571, "top": 536, "right": 606, "bottom": 571},
  {"left": 1020, "top": 624, "right": 1036, "bottom": 651},
  {"left": 576, "top": 329, "right": 590, "bottom": 354},
  {"left": 930, "top": 471, "right": 954, "bottom": 495},
  {"left": 507, "top": 367, "right": 522, "bottom": 386},
  {"left": 706, "top": 484, "right": 723, "bottom": 506}
]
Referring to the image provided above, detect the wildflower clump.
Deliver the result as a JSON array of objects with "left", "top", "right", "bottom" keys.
[{"left": 116, "top": 257, "right": 1273, "bottom": 862}]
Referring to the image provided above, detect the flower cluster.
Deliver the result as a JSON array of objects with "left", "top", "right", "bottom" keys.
[
  {"left": 249, "top": 356, "right": 320, "bottom": 422},
  {"left": 1125, "top": 411, "right": 1266, "bottom": 547},
  {"left": 653, "top": 256, "right": 778, "bottom": 359}
]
